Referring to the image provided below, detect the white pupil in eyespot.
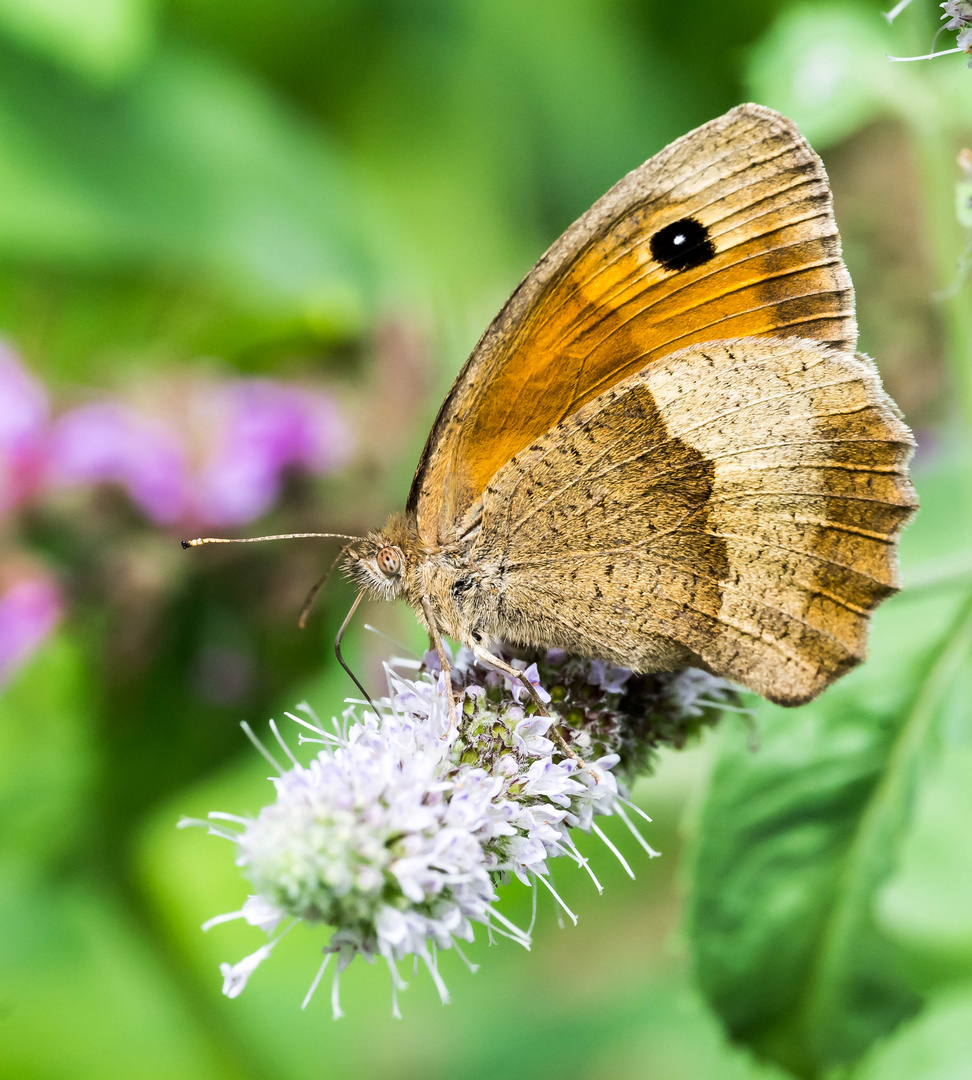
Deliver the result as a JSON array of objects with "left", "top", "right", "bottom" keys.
[{"left": 672, "top": 234, "right": 686, "bottom": 245}]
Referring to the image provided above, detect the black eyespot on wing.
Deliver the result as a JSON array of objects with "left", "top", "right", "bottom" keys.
[{"left": 649, "top": 218, "right": 715, "bottom": 272}]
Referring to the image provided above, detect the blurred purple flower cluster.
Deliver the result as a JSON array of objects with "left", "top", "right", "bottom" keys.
[
  {"left": 0, "top": 340, "right": 354, "bottom": 685},
  {"left": 1, "top": 344, "right": 353, "bottom": 527}
]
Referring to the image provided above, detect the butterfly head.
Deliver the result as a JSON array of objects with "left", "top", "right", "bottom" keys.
[{"left": 343, "top": 513, "right": 416, "bottom": 603}]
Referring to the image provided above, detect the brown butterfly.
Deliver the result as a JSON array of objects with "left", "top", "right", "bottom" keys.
[{"left": 189, "top": 104, "right": 917, "bottom": 712}]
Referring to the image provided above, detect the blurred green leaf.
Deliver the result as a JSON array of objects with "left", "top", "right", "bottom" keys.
[
  {"left": 851, "top": 988, "right": 972, "bottom": 1080},
  {"left": 0, "top": 872, "right": 246, "bottom": 1080},
  {"left": 0, "top": 40, "right": 380, "bottom": 335},
  {"left": 0, "top": 630, "right": 95, "bottom": 868},
  {"left": 0, "top": 0, "right": 156, "bottom": 85},
  {"left": 747, "top": 3, "right": 898, "bottom": 146},
  {"left": 688, "top": 579, "right": 972, "bottom": 1077},
  {"left": 876, "top": 746, "right": 972, "bottom": 986},
  {"left": 745, "top": 2, "right": 972, "bottom": 148},
  {"left": 334, "top": 0, "right": 714, "bottom": 328}
]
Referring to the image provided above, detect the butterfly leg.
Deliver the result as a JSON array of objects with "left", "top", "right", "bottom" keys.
[
  {"left": 469, "top": 642, "right": 549, "bottom": 714},
  {"left": 420, "top": 596, "right": 460, "bottom": 728},
  {"left": 469, "top": 642, "right": 587, "bottom": 768}
]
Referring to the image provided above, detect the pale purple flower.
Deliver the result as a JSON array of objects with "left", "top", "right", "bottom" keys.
[
  {"left": 943, "top": 0, "right": 972, "bottom": 31},
  {"left": 0, "top": 573, "right": 63, "bottom": 685},
  {"left": 943, "top": 0, "right": 972, "bottom": 62},
  {"left": 0, "top": 344, "right": 50, "bottom": 513},
  {"left": 220, "top": 944, "right": 275, "bottom": 999},
  {"left": 587, "top": 659, "right": 632, "bottom": 694},
  {"left": 201, "top": 894, "right": 285, "bottom": 935},
  {"left": 184, "top": 660, "right": 660, "bottom": 1016},
  {"left": 666, "top": 668, "right": 734, "bottom": 717},
  {"left": 512, "top": 715, "right": 555, "bottom": 757},
  {"left": 959, "top": 25, "right": 972, "bottom": 58},
  {"left": 888, "top": 0, "right": 972, "bottom": 63},
  {"left": 509, "top": 661, "right": 552, "bottom": 705},
  {"left": 183, "top": 647, "right": 736, "bottom": 1016}
]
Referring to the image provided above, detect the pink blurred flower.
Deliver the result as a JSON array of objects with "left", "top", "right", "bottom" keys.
[
  {"left": 189, "top": 381, "right": 353, "bottom": 528},
  {"left": 0, "top": 573, "right": 63, "bottom": 686},
  {"left": 44, "top": 379, "right": 353, "bottom": 529},
  {"left": 46, "top": 403, "right": 190, "bottom": 525},
  {"left": 0, "top": 339, "right": 353, "bottom": 530},
  {"left": 0, "top": 343, "right": 50, "bottom": 512}
]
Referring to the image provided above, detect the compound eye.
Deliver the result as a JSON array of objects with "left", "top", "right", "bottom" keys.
[{"left": 376, "top": 546, "right": 402, "bottom": 577}]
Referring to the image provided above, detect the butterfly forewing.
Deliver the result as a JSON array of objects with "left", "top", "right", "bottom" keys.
[{"left": 410, "top": 104, "right": 856, "bottom": 546}]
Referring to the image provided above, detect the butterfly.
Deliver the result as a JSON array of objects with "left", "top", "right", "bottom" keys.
[{"left": 189, "top": 104, "right": 917, "bottom": 712}]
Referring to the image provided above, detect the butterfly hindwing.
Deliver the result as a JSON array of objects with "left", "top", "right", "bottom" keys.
[{"left": 471, "top": 338, "right": 915, "bottom": 705}]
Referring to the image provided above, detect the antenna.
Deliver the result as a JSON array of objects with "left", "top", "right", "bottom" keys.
[
  {"left": 182, "top": 532, "right": 363, "bottom": 549},
  {"left": 183, "top": 529, "right": 377, "bottom": 714}
]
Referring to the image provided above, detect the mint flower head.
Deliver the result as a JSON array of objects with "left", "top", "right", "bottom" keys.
[
  {"left": 885, "top": 0, "right": 972, "bottom": 64},
  {"left": 184, "top": 649, "right": 734, "bottom": 1016},
  {"left": 943, "top": 0, "right": 972, "bottom": 61}
]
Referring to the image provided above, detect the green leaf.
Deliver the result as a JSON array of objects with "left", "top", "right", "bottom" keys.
[
  {"left": 851, "top": 988, "right": 972, "bottom": 1080},
  {"left": 687, "top": 589, "right": 972, "bottom": 1078},
  {"left": 876, "top": 745, "right": 972, "bottom": 988},
  {"left": 746, "top": 3, "right": 899, "bottom": 147}
]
